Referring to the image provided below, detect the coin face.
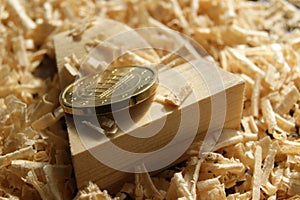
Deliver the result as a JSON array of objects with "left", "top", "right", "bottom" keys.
[{"left": 60, "top": 66, "right": 158, "bottom": 115}]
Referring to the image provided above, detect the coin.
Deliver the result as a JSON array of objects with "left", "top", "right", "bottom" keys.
[{"left": 60, "top": 66, "right": 158, "bottom": 115}]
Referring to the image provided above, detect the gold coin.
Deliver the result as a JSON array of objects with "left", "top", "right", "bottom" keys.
[{"left": 60, "top": 66, "right": 158, "bottom": 115}]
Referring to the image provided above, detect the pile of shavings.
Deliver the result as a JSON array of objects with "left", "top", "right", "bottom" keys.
[{"left": 0, "top": 0, "right": 300, "bottom": 199}]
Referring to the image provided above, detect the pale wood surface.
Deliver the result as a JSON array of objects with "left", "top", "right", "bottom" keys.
[
  {"left": 54, "top": 18, "right": 245, "bottom": 194},
  {"left": 65, "top": 63, "right": 245, "bottom": 193}
]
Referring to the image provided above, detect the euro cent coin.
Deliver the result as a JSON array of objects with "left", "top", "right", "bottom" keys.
[{"left": 60, "top": 66, "right": 158, "bottom": 115}]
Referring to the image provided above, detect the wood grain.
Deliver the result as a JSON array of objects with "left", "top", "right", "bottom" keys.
[{"left": 66, "top": 63, "right": 244, "bottom": 193}]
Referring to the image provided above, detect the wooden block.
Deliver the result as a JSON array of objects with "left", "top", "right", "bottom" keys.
[
  {"left": 54, "top": 18, "right": 245, "bottom": 194},
  {"left": 65, "top": 63, "right": 244, "bottom": 193}
]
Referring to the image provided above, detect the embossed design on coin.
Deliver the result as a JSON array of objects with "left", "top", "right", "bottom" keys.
[{"left": 60, "top": 66, "right": 158, "bottom": 115}]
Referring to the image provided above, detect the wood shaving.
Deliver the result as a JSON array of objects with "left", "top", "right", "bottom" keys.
[
  {"left": 7, "top": 0, "right": 36, "bottom": 30},
  {"left": 74, "top": 182, "right": 115, "bottom": 200},
  {"left": 156, "top": 85, "right": 192, "bottom": 107},
  {"left": 166, "top": 172, "right": 193, "bottom": 200},
  {"left": 276, "top": 85, "right": 300, "bottom": 114},
  {"left": 251, "top": 75, "right": 262, "bottom": 118},
  {"left": 261, "top": 98, "right": 277, "bottom": 133},
  {"left": 252, "top": 145, "right": 262, "bottom": 200},
  {"left": 197, "top": 177, "right": 226, "bottom": 200},
  {"left": 82, "top": 116, "right": 118, "bottom": 135},
  {"left": 1, "top": 0, "right": 300, "bottom": 199},
  {"left": 134, "top": 165, "right": 164, "bottom": 199},
  {"left": 0, "top": 146, "right": 35, "bottom": 169}
]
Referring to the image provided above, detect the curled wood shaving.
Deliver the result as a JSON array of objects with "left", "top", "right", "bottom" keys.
[
  {"left": 213, "top": 130, "right": 257, "bottom": 151},
  {"left": 7, "top": 0, "right": 36, "bottom": 30},
  {"left": 276, "top": 85, "right": 300, "bottom": 114},
  {"left": 261, "top": 98, "right": 277, "bottom": 133},
  {"left": 24, "top": 170, "right": 54, "bottom": 200},
  {"left": 9, "top": 160, "right": 47, "bottom": 179},
  {"left": 74, "top": 182, "right": 114, "bottom": 200},
  {"left": 251, "top": 75, "right": 262, "bottom": 118},
  {"left": 261, "top": 142, "right": 279, "bottom": 185},
  {"left": 31, "top": 106, "right": 64, "bottom": 131},
  {"left": 252, "top": 145, "right": 262, "bottom": 200},
  {"left": 166, "top": 172, "right": 193, "bottom": 200},
  {"left": 134, "top": 165, "right": 164, "bottom": 199},
  {"left": 196, "top": 177, "right": 226, "bottom": 200},
  {"left": 275, "top": 113, "right": 296, "bottom": 132},
  {"left": 2, "top": 0, "right": 300, "bottom": 199},
  {"left": 0, "top": 146, "right": 35, "bottom": 169}
]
